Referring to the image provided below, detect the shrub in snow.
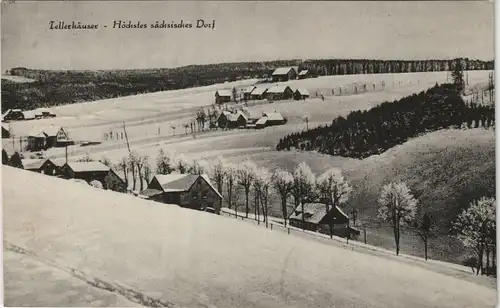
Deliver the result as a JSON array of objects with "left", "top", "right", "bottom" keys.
[{"left": 89, "top": 180, "right": 103, "bottom": 189}]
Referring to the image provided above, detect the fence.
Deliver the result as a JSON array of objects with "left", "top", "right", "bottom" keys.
[{"left": 219, "top": 208, "right": 475, "bottom": 271}]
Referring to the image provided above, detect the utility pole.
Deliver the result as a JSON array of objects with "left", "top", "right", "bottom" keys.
[
  {"left": 123, "top": 122, "right": 131, "bottom": 153},
  {"left": 65, "top": 144, "right": 68, "bottom": 164}
]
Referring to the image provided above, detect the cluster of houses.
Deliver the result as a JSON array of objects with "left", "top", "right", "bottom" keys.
[
  {"left": 215, "top": 85, "right": 310, "bottom": 104},
  {"left": 217, "top": 109, "right": 287, "bottom": 129},
  {"left": 5, "top": 150, "right": 359, "bottom": 237},
  {"left": 26, "top": 126, "right": 74, "bottom": 151},
  {"left": 215, "top": 67, "right": 311, "bottom": 104},
  {"left": 2, "top": 108, "right": 56, "bottom": 122},
  {"left": 5, "top": 154, "right": 127, "bottom": 193}
]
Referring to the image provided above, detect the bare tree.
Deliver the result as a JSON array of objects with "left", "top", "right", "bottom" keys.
[
  {"left": 237, "top": 160, "right": 258, "bottom": 218},
  {"left": 225, "top": 163, "right": 237, "bottom": 212},
  {"left": 377, "top": 181, "right": 418, "bottom": 256},
  {"left": 317, "top": 167, "right": 352, "bottom": 236},
  {"left": 128, "top": 151, "right": 139, "bottom": 191},
  {"left": 292, "top": 162, "right": 316, "bottom": 230},
  {"left": 416, "top": 212, "right": 435, "bottom": 261},
  {"left": 116, "top": 156, "right": 129, "bottom": 188},
  {"left": 254, "top": 167, "right": 271, "bottom": 224},
  {"left": 135, "top": 155, "right": 147, "bottom": 191},
  {"left": 271, "top": 168, "right": 294, "bottom": 226},
  {"left": 209, "top": 157, "right": 226, "bottom": 209},
  {"left": 143, "top": 158, "right": 152, "bottom": 185}
]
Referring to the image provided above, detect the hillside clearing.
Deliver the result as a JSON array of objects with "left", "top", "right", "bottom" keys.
[{"left": 3, "top": 166, "right": 496, "bottom": 308}]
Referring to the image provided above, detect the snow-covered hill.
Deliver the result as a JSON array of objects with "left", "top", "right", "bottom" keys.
[{"left": 2, "top": 166, "right": 496, "bottom": 308}]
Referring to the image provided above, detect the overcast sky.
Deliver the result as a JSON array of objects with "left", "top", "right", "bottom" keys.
[{"left": 1, "top": 1, "right": 494, "bottom": 70}]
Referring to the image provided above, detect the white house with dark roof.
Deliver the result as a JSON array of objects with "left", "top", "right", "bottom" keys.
[{"left": 140, "top": 173, "right": 222, "bottom": 213}]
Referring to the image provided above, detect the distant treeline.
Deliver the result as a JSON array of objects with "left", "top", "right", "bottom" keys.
[
  {"left": 276, "top": 84, "right": 495, "bottom": 159},
  {"left": 2, "top": 58, "right": 493, "bottom": 112}
]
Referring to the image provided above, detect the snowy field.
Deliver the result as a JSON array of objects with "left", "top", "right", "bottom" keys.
[
  {"left": 3, "top": 166, "right": 496, "bottom": 308},
  {"left": 7, "top": 70, "right": 491, "bottom": 143}
]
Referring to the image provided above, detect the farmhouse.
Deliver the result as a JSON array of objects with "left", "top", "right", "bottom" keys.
[
  {"left": 3, "top": 109, "right": 24, "bottom": 121},
  {"left": 249, "top": 87, "right": 268, "bottom": 100},
  {"left": 240, "top": 109, "right": 262, "bottom": 125},
  {"left": 266, "top": 85, "right": 294, "bottom": 101},
  {"left": 215, "top": 89, "right": 233, "bottom": 104},
  {"left": 289, "top": 202, "right": 360, "bottom": 238},
  {"left": 298, "top": 70, "right": 310, "bottom": 79},
  {"left": 2, "top": 125, "right": 10, "bottom": 138},
  {"left": 60, "top": 161, "right": 126, "bottom": 192},
  {"left": 241, "top": 86, "right": 257, "bottom": 101},
  {"left": 271, "top": 67, "right": 297, "bottom": 82},
  {"left": 27, "top": 126, "right": 71, "bottom": 151},
  {"left": 217, "top": 111, "right": 247, "bottom": 129},
  {"left": 262, "top": 112, "right": 287, "bottom": 126},
  {"left": 21, "top": 158, "right": 58, "bottom": 175},
  {"left": 294, "top": 88, "right": 310, "bottom": 100},
  {"left": 140, "top": 173, "right": 222, "bottom": 213}
]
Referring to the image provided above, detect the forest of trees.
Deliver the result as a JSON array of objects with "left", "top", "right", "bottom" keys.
[
  {"left": 276, "top": 83, "right": 495, "bottom": 159},
  {"left": 2, "top": 58, "right": 493, "bottom": 113}
]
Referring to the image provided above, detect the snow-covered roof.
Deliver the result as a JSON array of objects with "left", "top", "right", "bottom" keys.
[
  {"left": 298, "top": 70, "right": 309, "bottom": 76},
  {"left": 255, "top": 117, "right": 268, "bottom": 125},
  {"left": 152, "top": 173, "right": 222, "bottom": 198},
  {"left": 263, "top": 112, "right": 285, "bottom": 121},
  {"left": 65, "top": 161, "right": 110, "bottom": 173},
  {"left": 215, "top": 89, "right": 232, "bottom": 97},
  {"left": 250, "top": 87, "right": 268, "bottom": 96},
  {"left": 295, "top": 88, "right": 310, "bottom": 96},
  {"left": 242, "top": 86, "right": 256, "bottom": 94},
  {"left": 289, "top": 203, "right": 348, "bottom": 225},
  {"left": 22, "top": 111, "right": 35, "bottom": 119},
  {"left": 272, "top": 67, "right": 296, "bottom": 76},
  {"left": 21, "top": 159, "right": 45, "bottom": 170},
  {"left": 266, "top": 86, "right": 292, "bottom": 94}
]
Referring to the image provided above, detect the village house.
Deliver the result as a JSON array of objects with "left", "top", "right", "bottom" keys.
[
  {"left": 262, "top": 112, "right": 287, "bottom": 126},
  {"left": 21, "top": 158, "right": 58, "bottom": 175},
  {"left": 271, "top": 67, "right": 297, "bottom": 82},
  {"left": 60, "top": 161, "right": 126, "bottom": 192},
  {"left": 266, "top": 85, "right": 295, "bottom": 101},
  {"left": 27, "top": 126, "right": 71, "bottom": 151},
  {"left": 249, "top": 87, "right": 268, "bottom": 100},
  {"left": 215, "top": 89, "right": 233, "bottom": 104},
  {"left": 289, "top": 202, "right": 361, "bottom": 238},
  {"left": 217, "top": 110, "right": 247, "bottom": 129},
  {"left": 241, "top": 86, "right": 257, "bottom": 101},
  {"left": 139, "top": 173, "right": 222, "bottom": 213},
  {"left": 298, "top": 70, "right": 310, "bottom": 79},
  {"left": 294, "top": 88, "right": 310, "bottom": 100},
  {"left": 3, "top": 109, "right": 24, "bottom": 121},
  {"left": 240, "top": 109, "right": 262, "bottom": 125}
]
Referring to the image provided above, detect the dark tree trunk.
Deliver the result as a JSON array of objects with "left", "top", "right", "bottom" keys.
[
  {"left": 245, "top": 187, "right": 250, "bottom": 218},
  {"left": 424, "top": 238, "right": 428, "bottom": 261},
  {"left": 281, "top": 197, "right": 288, "bottom": 227}
]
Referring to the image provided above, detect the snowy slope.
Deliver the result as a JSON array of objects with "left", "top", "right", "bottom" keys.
[{"left": 2, "top": 166, "right": 496, "bottom": 308}]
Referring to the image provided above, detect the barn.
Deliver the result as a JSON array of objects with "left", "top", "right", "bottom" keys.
[
  {"left": 140, "top": 173, "right": 222, "bottom": 214},
  {"left": 21, "top": 158, "right": 58, "bottom": 175},
  {"left": 262, "top": 112, "right": 287, "bottom": 126},
  {"left": 215, "top": 89, "right": 233, "bottom": 104},
  {"left": 217, "top": 111, "right": 247, "bottom": 129},
  {"left": 271, "top": 67, "right": 297, "bottom": 82},
  {"left": 3, "top": 109, "right": 24, "bottom": 121},
  {"left": 294, "top": 88, "right": 310, "bottom": 100},
  {"left": 266, "top": 86, "right": 294, "bottom": 101},
  {"left": 241, "top": 86, "right": 257, "bottom": 101},
  {"left": 298, "top": 70, "right": 310, "bottom": 79},
  {"left": 60, "top": 161, "right": 126, "bottom": 192},
  {"left": 249, "top": 87, "right": 268, "bottom": 100},
  {"left": 27, "top": 126, "right": 71, "bottom": 151}
]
